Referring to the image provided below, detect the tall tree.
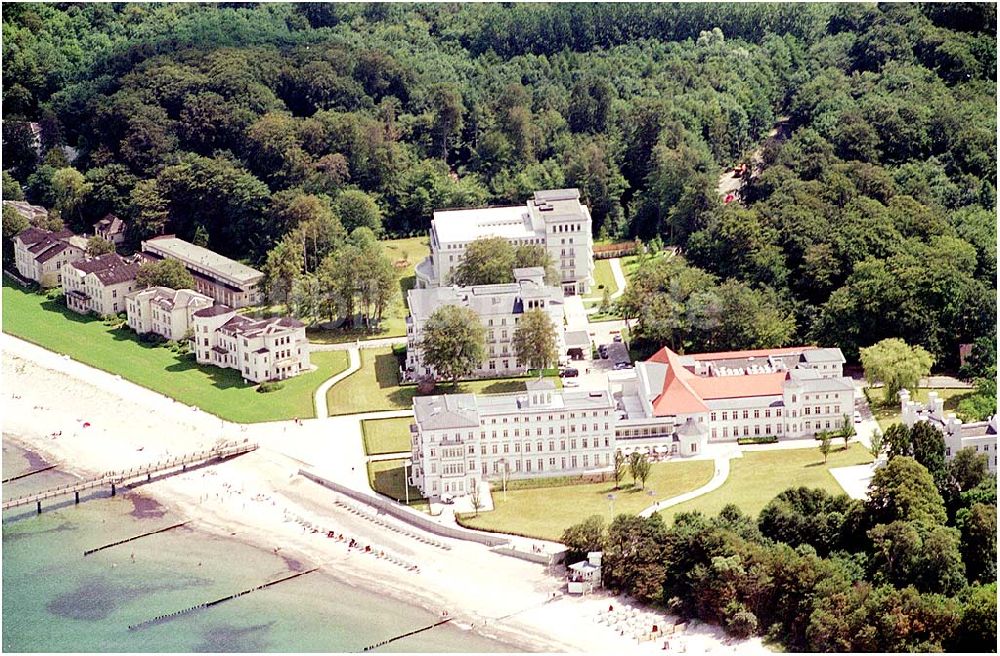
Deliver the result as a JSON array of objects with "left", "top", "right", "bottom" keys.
[
  {"left": 135, "top": 259, "right": 195, "bottom": 290},
  {"left": 511, "top": 308, "right": 558, "bottom": 374},
  {"left": 860, "top": 338, "right": 935, "bottom": 404},
  {"left": 451, "top": 236, "right": 515, "bottom": 286},
  {"left": 418, "top": 305, "right": 486, "bottom": 386}
]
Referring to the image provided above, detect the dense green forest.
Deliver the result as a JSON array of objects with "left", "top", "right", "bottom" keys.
[
  {"left": 562, "top": 434, "right": 997, "bottom": 652},
  {"left": 2, "top": 2, "right": 996, "bottom": 367}
]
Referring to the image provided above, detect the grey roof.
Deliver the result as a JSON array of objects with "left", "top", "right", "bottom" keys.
[
  {"left": 414, "top": 394, "right": 481, "bottom": 430},
  {"left": 533, "top": 189, "right": 580, "bottom": 203},
  {"left": 676, "top": 417, "right": 708, "bottom": 437},
  {"left": 194, "top": 304, "right": 235, "bottom": 318},
  {"left": 94, "top": 213, "right": 125, "bottom": 234},
  {"left": 787, "top": 370, "right": 856, "bottom": 392},
  {"left": 142, "top": 236, "right": 263, "bottom": 286},
  {"left": 475, "top": 388, "right": 613, "bottom": 415},
  {"left": 4, "top": 200, "right": 48, "bottom": 223},
  {"left": 564, "top": 330, "right": 591, "bottom": 349},
  {"left": 800, "top": 348, "right": 846, "bottom": 364},
  {"left": 407, "top": 280, "right": 564, "bottom": 322}
]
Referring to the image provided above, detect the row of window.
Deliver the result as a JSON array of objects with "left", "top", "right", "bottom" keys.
[
  {"left": 711, "top": 409, "right": 784, "bottom": 421},
  {"left": 430, "top": 436, "right": 612, "bottom": 458}
]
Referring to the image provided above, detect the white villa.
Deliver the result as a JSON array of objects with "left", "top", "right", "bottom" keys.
[
  {"left": 13, "top": 226, "right": 87, "bottom": 287},
  {"left": 405, "top": 267, "right": 566, "bottom": 379},
  {"left": 141, "top": 236, "right": 263, "bottom": 308},
  {"left": 900, "top": 389, "right": 997, "bottom": 472},
  {"left": 125, "top": 286, "right": 214, "bottom": 341},
  {"left": 93, "top": 213, "right": 127, "bottom": 246},
  {"left": 415, "top": 189, "right": 595, "bottom": 296},
  {"left": 410, "top": 345, "right": 857, "bottom": 500},
  {"left": 62, "top": 253, "right": 146, "bottom": 317},
  {"left": 191, "top": 305, "right": 310, "bottom": 383}
]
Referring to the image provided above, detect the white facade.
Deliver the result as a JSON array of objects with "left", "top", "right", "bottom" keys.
[
  {"left": 126, "top": 287, "right": 214, "bottom": 341},
  {"left": 405, "top": 267, "right": 566, "bottom": 379},
  {"left": 415, "top": 189, "right": 595, "bottom": 296},
  {"left": 191, "top": 305, "right": 311, "bottom": 383},
  {"left": 62, "top": 254, "right": 143, "bottom": 317},
  {"left": 410, "top": 345, "right": 857, "bottom": 499},
  {"left": 13, "top": 227, "right": 86, "bottom": 287},
  {"left": 410, "top": 380, "right": 616, "bottom": 499},
  {"left": 900, "top": 389, "right": 997, "bottom": 472}
]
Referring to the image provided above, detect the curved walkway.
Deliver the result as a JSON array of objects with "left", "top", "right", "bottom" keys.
[
  {"left": 313, "top": 347, "right": 360, "bottom": 419},
  {"left": 637, "top": 454, "right": 732, "bottom": 518}
]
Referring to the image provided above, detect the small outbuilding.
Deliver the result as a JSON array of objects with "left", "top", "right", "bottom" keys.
[{"left": 567, "top": 551, "right": 602, "bottom": 595}]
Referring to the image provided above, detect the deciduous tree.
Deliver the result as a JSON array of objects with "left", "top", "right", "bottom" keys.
[
  {"left": 511, "top": 308, "right": 558, "bottom": 374},
  {"left": 418, "top": 305, "right": 485, "bottom": 386}
]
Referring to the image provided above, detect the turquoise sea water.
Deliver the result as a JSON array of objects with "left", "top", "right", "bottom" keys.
[{"left": 2, "top": 440, "right": 516, "bottom": 653}]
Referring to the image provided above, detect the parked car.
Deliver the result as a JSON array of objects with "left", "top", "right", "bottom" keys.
[
  {"left": 441, "top": 494, "right": 455, "bottom": 504},
  {"left": 853, "top": 410, "right": 863, "bottom": 423},
  {"left": 560, "top": 368, "right": 579, "bottom": 378},
  {"left": 612, "top": 335, "right": 623, "bottom": 343},
  {"left": 613, "top": 362, "right": 633, "bottom": 370},
  {"left": 563, "top": 378, "right": 580, "bottom": 387},
  {"left": 598, "top": 345, "right": 609, "bottom": 358}
]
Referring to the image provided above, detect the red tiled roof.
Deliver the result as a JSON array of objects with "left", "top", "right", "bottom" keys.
[
  {"left": 688, "top": 372, "right": 787, "bottom": 400},
  {"left": 647, "top": 347, "right": 792, "bottom": 416},
  {"left": 650, "top": 348, "right": 709, "bottom": 416}
]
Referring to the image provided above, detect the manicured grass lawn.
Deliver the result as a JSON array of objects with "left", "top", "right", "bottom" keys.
[
  {"left": 587, "top": 259, "right": 619, "bottom": 298},
  {"left": 869, "top": 386, "right": 974, "bottom": 431},
  {"left": 2, "top": 276, "right": 349, "bottom": 423},
  {"left": 367, "top": 458, "right": 427, "bottom": 509},
  {"left": 361, "top": 417, "right": 413, "bottom": 455},
  {"left": 659, "top": 443, "right": 874, "bottom": 525},
  {"left": 326, "top": 347, "right": 559, "bottom": 415},
  {"left": 459, "top": 459, "right": 715, "bottom": 540}
]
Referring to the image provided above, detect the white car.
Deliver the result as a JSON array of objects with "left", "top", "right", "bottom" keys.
[
  {"left": 563, "top": 379, "right": 580, "bottom": 387},
  {"left": 853, "top": 410, "right": 863, "bottom": 423}
]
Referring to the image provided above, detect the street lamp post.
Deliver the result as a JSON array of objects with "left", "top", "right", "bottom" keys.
[
  {"left": 404, "top": 459, "right": 412, "bottom": 506},
  {"left": 607, "top": 492, "right": 616, "bottom": 519},
  {"left": 502, "top": 459, "right": 509, "bottom": 502}
]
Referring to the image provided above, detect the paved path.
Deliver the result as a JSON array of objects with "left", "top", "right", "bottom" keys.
[
  {"left": 313, "top": 348, "right": 360, "bottom": 419},
  {"left": 310, "top": 336, "right": 407, "bottom": 352},
  {"left": 829, "top": 464, "right": 875, "bottom": 500},
  {"left": 368, "top": 451, "right": 412, "bottom": 462},
  {"left": 638, "top": 453, "right": 733, "bottom": 518},
  {"left": 608, "top": 258, "right": 627, "bottom": 300}
]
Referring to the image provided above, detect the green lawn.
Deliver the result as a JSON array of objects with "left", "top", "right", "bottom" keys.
[
  {"left": 327, "top": 347, "right": 559, "bottom": 415},
  {"left": 659, "top": 443, "right": 874, "bottom": 525},
  {"left": 869, "top": 386, "right": 974, "bottom": 431},
  {"left": 2, "top": 276, "right": 349, "bottom": 423},
  {"left": 361, "top": 417, "right": 413, "bottom": 455},
  {"left": 459, "top": 459, "right": 715, "bottom": 540},
  {"left": 587, "top": 259, "right": 619, "bottom": 298},
  {"left": 367, "top": 458, "right": 427, "bottom": 510}
]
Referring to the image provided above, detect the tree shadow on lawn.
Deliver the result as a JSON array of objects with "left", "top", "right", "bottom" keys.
[
  {"left": 398, "top": 275, "right": 415, "bottom": 305},
  {"left": 371, "top": 465, "right": 425, "bottom": 503}
]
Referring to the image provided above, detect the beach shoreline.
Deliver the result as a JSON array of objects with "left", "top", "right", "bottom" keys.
[{"left": 2, "top": 335, "right": 767, "bottom": 654}]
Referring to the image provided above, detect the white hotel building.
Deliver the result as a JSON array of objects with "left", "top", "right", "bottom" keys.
[
  {"left": 415, "top": 189, "right": 595, "bottom": 296},
  {"left": 405, "top": 267, "right": 566, "bottom": 379},
  {"left": 410, "top": 379, "right": 617, "bottom": 499},
  {"left": 900, "top": 389, "right": 997, "bottom": 472},
  {"left": 410, "top": 345, "right": 857, "bottom": 500}
]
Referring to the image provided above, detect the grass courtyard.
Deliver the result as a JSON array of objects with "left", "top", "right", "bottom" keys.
[
  {"left": 326, "top": 347, "right": 559, "bottom": 415},
  {"left": 868, "top": 386, "right": 974, "bottom": 431},
  {"left": 367, "top": 458, "right": 427, "bottom": 510},
  {"left": 659, "top": 443, "right": 874, "bottom": 524},
  {"left": 2, "top": 276, "right": 349, "bottom": 423},
  {"left": 458, "top": 459, "right": 715, "bottom": 540},
  {"left": 361, "top": 417, "right": 413, "bottom": 455}
]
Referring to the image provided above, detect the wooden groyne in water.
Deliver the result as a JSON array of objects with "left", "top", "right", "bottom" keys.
[
  {"left": 2, "top": 464, "right": 57, "bottom": 483},
  {"left": 361, "top": 617, "right": 453, "bottom": 652},
  {"left": 127, "top": 567, "right": 319, "bottom": 631},
  {"left": 83, "top": 522, "right": 189, "bottom": 556}
]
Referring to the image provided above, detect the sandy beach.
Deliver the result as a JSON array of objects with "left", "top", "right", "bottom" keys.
[{"left": 2, "top": 334, "right": 768, "bottom": 654}]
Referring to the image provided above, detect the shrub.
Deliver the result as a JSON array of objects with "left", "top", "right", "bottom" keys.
[
  {"left": 737, "top": 435, "right": 778, "bottom": 445},
  {"left": 724, "top": 601, "right": 759, "bottom": 638},
  {"left": 257, "top": 380, "right": 285, "bottom": 393},
  {"left": 416, "top": 375, "right": 436, "bottom": 395}
]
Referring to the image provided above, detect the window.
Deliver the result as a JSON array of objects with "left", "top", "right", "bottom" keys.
[
  {"left": 722, "top": 411, "right": 728, "bottom": 421},
  {"left": 742, "top": 410, "right": 749, "bottom": 419},
  {"left": 710, "top": 412, "right": 717, "bottom": 421},
  {"left": 754, "top": 409, "right": 760, "bottom": 419}
]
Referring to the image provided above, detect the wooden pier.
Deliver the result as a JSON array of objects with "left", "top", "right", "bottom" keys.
[
  {"left": 2, "top": 465, "right": 57, "bottom": 484},
  {"left": 2, "top": 441, "right": 258, "bottom": 514}
]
